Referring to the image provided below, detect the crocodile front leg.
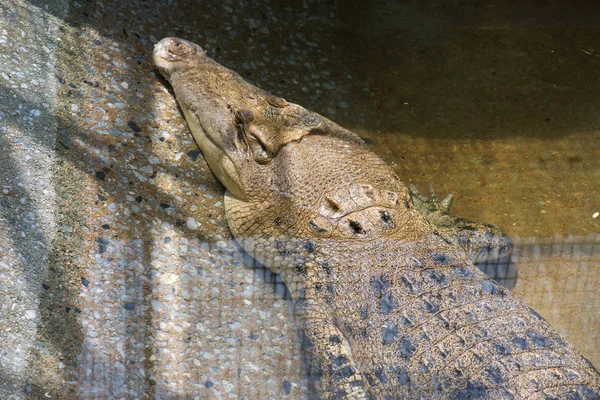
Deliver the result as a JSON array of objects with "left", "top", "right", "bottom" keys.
[
  {"left": 296, "top": 293, "right": 368, "bottom": 399},
  {"left": 409, "top": 184, "right": 513, "bottom": 263}
]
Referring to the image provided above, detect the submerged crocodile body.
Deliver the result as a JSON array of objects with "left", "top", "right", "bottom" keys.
[{"left": 153, "top": 38, "right": 600, "bottom": 399}]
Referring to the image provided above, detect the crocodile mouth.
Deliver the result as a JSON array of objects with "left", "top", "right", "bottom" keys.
[{"left": 152, "top": 37, "right": 342, "bottom": 202}]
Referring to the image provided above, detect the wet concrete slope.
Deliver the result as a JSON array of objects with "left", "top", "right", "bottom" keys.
[{"left": 0, "top": 1, "right": 67, "bottom": 397}]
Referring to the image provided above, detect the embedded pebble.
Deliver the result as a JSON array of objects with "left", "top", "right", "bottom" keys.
[
  {"left": 186, "top": 217, "right": 198, "bottom": 230},
  {"left": 160, "top": 273, "right": 179, "bottom": 285}
]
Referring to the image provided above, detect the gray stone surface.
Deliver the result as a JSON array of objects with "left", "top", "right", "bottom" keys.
[
  {"left": 0, "top": 0, "right": 599, "bottom": 398},
  {"left": 0, "top": 1, "right": 66, "bottom": 397}
]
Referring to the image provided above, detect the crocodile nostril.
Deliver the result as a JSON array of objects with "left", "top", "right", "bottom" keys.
[
  {"left": 349, "top": 220, "right": 364, "bottom": 234},
  {"left": 380, "top": 210, "right": 392, "bottom": 224},
  {"left": 165, "top": 39, "right": 194, "bottom": 59}
]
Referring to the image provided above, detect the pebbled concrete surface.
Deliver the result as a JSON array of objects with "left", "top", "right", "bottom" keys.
[
  {"left": 0, "top": 1, "right": 66, "bottom": 397},
  {"left": 0, "top": 0, "right": 598, "bottom": 398}
]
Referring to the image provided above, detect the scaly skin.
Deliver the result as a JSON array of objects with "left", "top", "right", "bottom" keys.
[{"left": 153, "top": 37, "right": 600, "bottom": 399}]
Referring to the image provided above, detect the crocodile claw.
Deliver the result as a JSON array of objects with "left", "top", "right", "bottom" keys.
[
  {"left": 429, "top": 184, "right": 439, "bottom": 203},
  {"left": 440, "top": 193, "right": 453, "bottom": 212},
  {"left": 409, "top": 183, "right": 454, "bottom": 217}
]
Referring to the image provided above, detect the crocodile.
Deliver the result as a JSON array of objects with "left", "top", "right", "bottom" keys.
[{"left": 153, "top": 37, "right": 600, "bottom": 399}]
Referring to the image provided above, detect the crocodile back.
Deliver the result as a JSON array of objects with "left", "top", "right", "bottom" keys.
[{"left": 295, "top": 237, "right": 600, "bottom": 398}]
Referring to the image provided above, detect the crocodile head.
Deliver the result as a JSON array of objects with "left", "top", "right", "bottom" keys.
[
  {"left": 153, "top": 37, "right": 345, "bottom": 202},
  {"left": 153, "top": 37, "right": 423, "bottom": 255}
]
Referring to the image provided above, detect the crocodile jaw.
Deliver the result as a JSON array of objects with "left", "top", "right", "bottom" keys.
[
  {"left": 153, "top": 37, "right": 255, "bottom": 199},
  {"left": 153, "top": 37, "right": 351, "bottom": 203}
]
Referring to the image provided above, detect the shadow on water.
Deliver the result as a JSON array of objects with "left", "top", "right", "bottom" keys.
[{"left": 327, "top": 0, "right": 600, "bottom": 141}]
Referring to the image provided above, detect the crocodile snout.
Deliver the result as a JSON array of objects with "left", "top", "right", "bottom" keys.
[{"left": 153, "top": 37, "right": 202, "bottom": 78}]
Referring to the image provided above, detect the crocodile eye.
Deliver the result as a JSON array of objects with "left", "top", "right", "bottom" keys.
[
  {"left": 235, "top": 109, "right": 254, "bottom": 123},
  {"left": 167, "top": 41, "right": 193, "bottom": 59},
  {"left": 265, "top": 94, "right": 288, "bottom": 108},
  {"left": 248, "top": 135, "right": 271, "bottom": 164}
]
